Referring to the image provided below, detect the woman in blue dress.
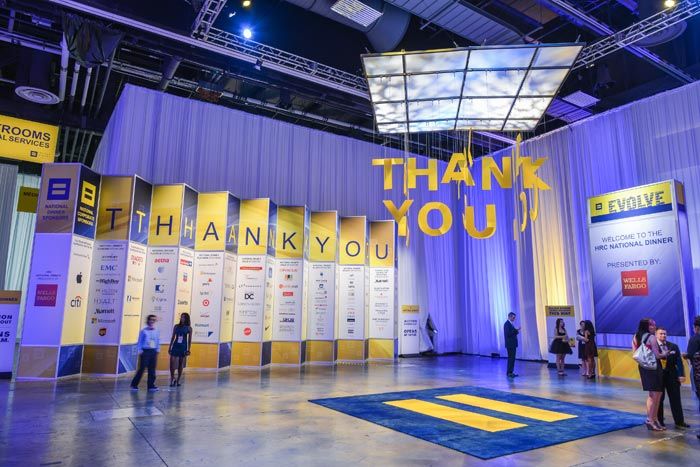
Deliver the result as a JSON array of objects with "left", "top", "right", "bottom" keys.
[{"left": 168, "top": 313, "right": 192, "bottom": 387}]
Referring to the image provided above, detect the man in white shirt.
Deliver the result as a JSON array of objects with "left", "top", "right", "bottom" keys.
[{"left": 130, "top": 314, "right": 160, "bottom": 392}]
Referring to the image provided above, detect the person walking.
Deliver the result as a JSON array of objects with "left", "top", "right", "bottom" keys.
[
  {"left": 504, "top": 312, "right": 519, "bottom": 378},
  {"left": 685, "top": 316, "right": 700, "bottom": 439},
  {"left": 168, "top": 313, "right": 192, "bottom": 387},
  {"left": 576, "top": 321, "right": 586, "bottom": 376},
  {"left": 632, "top": 318, "right": 669, "bottom": 431},
  {"left": 131, "top": 314, "right": 160, "bottom": 392},
  {"left": 582, "top": 320, "right": 598, "bottom": 379},
  {"left": 655, "top": 326, "right": 688, "bottom": 429},
  {"left": 549, "top": 318, "right": 572, "bottom": 376}
]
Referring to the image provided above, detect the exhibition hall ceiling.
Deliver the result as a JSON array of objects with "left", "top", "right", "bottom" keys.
[{"left": 0, "top": 0, "right": 698, "bottom": 163}]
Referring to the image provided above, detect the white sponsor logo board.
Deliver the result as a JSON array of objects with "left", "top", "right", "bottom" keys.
[
  {"left": 220, "top": 252, "right": 237, "bottom": 342},
  {"left": 85, "top": 241, "right": 128, "bottom": 344},
  {"left": 142, "top": 246, "right": 179, "bottom": 337},
  {"left": 305, "top": 262, "right": 336, "bottom": 341},
  {"left": 272, "top": 258, "right": 304, "bottom": 341},
  {"left": 233, "top": 255, "right": 267, "bottom": 341},
  {"left": 337, "top": 265, "right": 366, "bottom": 340},
  {"left": 191, "top": 251, "right": 224, "bottom": 343},
  {"left": 368, "top": 267, "right": 395, "bottom": 339},
  {"left": 120, "top": 242, "right": 147, "bottom": 344}
]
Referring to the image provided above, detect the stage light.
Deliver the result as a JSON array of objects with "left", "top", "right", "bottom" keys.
[
  {"left": 242, "top": 0, "right": 252, "bottom": 8},
  {"left": 664, "top": 0, "right": 676, "bottom": 7},
  {"left": 362, "top": 43, "right": 583, "bottom": 133},
  {"left": 242, "top": 27, "right": 252, "bottom": 39},
  {"left": 228, "top": 11, "right": 236, "bottom": 18}
]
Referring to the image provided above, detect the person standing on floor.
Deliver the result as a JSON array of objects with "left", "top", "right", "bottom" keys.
[
  {"left": 582, "top": 320, "right": 598, "bottom": 379},
  {"left": 504, "top": 312, "right": 520, "bottom": 378},
  {"left": 655, "top": 326, "right": 689, "bottom": 429},
  {"left": 632, "top": 318, "right": 669, "bottom": 431},
  {"left": 131, "top": 314, "right": 160, "bottom": 392},
  {"left": 549, "top": 318, "right": 572, "bottom": 376},
  {"left": 576, "top": 321, "right": 586, "bottom": 376},
  {"left": 685, "top": 315, "right": 700, "bottom": 439},
  {"left": 168, "top": 313, "right": 192, "bottom": 387}
]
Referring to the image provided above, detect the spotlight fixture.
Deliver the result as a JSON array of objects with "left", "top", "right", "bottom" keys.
[
  {"left": 242, "top": 27, "right": 252, "bottom": 39},
  {"left": 254, "top": 59, "right": 262, "bottom": 71},
  {"left": 242, "top": 0, "right": 252, "bottom": 8},
  {"left": 664, "top": 0, "right": 676, "bottom": 7}
]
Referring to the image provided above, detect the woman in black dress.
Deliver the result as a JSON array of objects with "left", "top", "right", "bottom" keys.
[
  {"left": 168, "top": 313, "right": 192, "bottom": 387},
  {"left": 582, "top": 320, "right": 598, "bottom": 379},
  {"left": 550, "top": 318, "right": 573, "bottom": 376},
  {"left": 632, "top": 318, "right": 670, "bottom": 431},
  {"left": 576, "top": 320, "right": 586, "bottom": 375}
]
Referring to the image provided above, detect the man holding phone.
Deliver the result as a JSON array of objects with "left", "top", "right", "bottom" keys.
[{"left": 656, "top": 327, "right": 689, "bottom": 429}]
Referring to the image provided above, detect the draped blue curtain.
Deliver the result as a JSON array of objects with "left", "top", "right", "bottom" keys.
[{"left": 94, "top": 82, "right": 700, "bottom": 360}]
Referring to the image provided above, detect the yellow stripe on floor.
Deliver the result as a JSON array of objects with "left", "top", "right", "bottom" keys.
[
  {"left": 384, "top": 399, "right": 527, "bottom": 433},
  {"left": 437, "top": 394, "right": 577, "bottom": 422}
]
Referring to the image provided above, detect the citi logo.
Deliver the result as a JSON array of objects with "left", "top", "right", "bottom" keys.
[{"left": 70, "top": 296, "right": 82, "bottom": 307}]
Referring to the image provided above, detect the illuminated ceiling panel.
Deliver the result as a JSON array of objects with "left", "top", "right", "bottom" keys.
[{"left": 362, "top": 43, "right": 583, "bottom": 133}]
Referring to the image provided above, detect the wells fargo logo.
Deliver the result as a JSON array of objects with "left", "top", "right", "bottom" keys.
[{"left": 373, "top": 138, "right": 548, "bottom": 240}]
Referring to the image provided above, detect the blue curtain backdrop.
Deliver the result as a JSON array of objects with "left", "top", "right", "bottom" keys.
[{"left": 93, "top": 82, "right": 700, "bottom": 360}]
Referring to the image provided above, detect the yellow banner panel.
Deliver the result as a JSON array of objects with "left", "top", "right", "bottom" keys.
[
  {"left": 195, "top": 192, "right": 228, "bottom": 250},
  {"left": 369, "top": 220, "right": 395, "bottom": 268},
  {"left": 275, "top": 206, "right": 306, "bottom": 258},
  {"left": 17, "top": 186, "right": 39, "bottom": 213},
  {"left": 238, "top": 198, "right": 271, "bottom": 255},
  {"left": 96, "top": 176, "right": 133, "bottom": 240},
  {"left": 149, "top": 185, "right": 184, "bottom": 246},
  {"left": 0, "top": 114, "right": 58, "bottom": 163},
  {"left": 545, "top": 305, "right": 575, "bottom": 317},
  {"left": 589, "top": 181, "right": 673, "bottom": 222},
  {"left": 339, "top": 216, "right": 366, "bottom": 265},
  {"left": 309, "top": 211, "right": 338, "bottom": 262}
]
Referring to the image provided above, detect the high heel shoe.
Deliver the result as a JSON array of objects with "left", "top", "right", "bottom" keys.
[
  {"left": 169, "top": 379, "right": 176, "bottom": 387},
  {"left": 645, "top": 420, "right": 663, "bottom": 431}
]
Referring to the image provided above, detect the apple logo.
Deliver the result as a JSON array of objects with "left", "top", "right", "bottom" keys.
[{"left": 76, "top": 272, "right": 83, "bottom": 284}]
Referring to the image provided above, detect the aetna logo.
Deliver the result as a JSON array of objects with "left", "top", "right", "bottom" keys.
[{"left": 155, "top": 258, "right": 170, "bottom": 263}]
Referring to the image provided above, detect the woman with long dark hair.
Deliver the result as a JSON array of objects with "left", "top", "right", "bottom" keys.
[
  {"left": 168, "top": 313, "right": 192, "bottom": 387},
  {"left": 576, "top": 320, "right": 586, "bottom": 375},
  {"left": 632, "top": 318, "right": 669, "bottom": 431},
  {"left": 550, "top": 318, "right": 572, "bottom": 376},
  {"left": 582, "top": 320, "right": 597, "bottom": 379}
]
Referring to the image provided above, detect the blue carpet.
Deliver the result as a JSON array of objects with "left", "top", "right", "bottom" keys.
[{"left": 310, "top": 386, "right": 644, "bottom": 459}]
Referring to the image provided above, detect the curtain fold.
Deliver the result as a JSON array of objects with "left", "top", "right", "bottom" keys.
[{"left": 0, "top": 163, "right": 19, "bottom": 288}]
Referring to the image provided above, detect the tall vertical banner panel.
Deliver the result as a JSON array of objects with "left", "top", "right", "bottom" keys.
[
  {"left": 19, "top": 163, "right": 100, "bottom": 378},
  {"left": 270, "top": 206, "right": 308, "bottom": 365},
  {"left": 336, "top": 216, "right": 368, "bottom": 362},
  {"left": 232, "top": 198, "right": 276, "bottom": 366},
  {"left": 304, "top": 211, "right": 338, "bottom": 363},
  {"left": 82, "top": 175, "right": 152, "bottom": 374},
  {"left": 367, "top": 220, "right": 397, "bottom": 360},
  {"left": 190, "top": 192, "right": 239, "bottom": 369},
  {"left": 588, "top": 181, "right": 695, "bottom": 337}
]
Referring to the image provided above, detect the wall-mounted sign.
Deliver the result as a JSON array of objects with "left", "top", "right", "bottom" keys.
[{"left": 0, "top": 114, "right": 58, "bottom": 163}]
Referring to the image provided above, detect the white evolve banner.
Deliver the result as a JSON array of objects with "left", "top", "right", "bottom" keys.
[
  {"left": 399, "top": 305, "right": 420, "bottom": 355},
  {"left": 337, "top": 265, "right": 366, "bottom": 340},
  {"left": 368, "top": 267, "right": 395, "bottom": 339},
  {"left": 85, "top": 241, "right": 128, "bottom": 344},
  {"left": 191, "top": 251, "right": 224, "bottom": 343},
  {"left": 142, "top": 246, "right": 179, "bottom": 338},
  {"left": 233, "top": 255, "right": 267, "bottom": 341},
  {"left": 272, "top": 258, "right": 304, "bottom": 341},
  {"left": 305, "top": 262, "right": 335, "bottom": 341}
]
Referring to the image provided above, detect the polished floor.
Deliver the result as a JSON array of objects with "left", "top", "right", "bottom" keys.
[{"left": 1, "top": 355, "right": 699, "bottom": 466}]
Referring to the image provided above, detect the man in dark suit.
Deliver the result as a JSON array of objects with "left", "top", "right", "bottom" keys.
[
  {"left": 504, "top": 312, "right": 520, "bottom": 378},
  {"left": 656, "top": 327, "right": 689, "bottom": 428}
]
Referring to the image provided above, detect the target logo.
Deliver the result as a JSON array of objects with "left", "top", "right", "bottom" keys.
[
  {"left": 202, "top": 299, "right": 210, "bottom": 307},
  {"left": 244, "top": 327, "right": 252, "bottom": 336}
]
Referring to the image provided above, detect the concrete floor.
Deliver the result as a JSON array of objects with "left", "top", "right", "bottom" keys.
[{"left": 1, "top": 355, "right": 699, "bottom": 466}]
